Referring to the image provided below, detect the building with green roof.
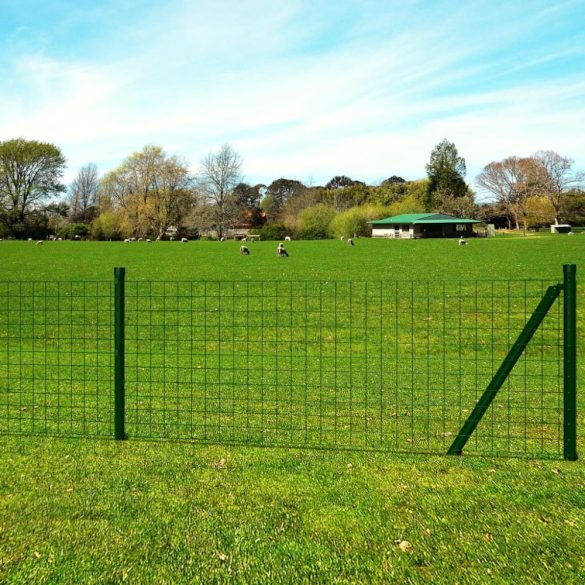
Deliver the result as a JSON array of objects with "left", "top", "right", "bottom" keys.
[{"left": 368, "top": 213, "right": 482, "bottom": 239}]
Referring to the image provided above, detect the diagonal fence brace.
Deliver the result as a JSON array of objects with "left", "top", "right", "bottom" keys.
[{"left": 447, "top": 283, "right": 562, "bottom": 456}]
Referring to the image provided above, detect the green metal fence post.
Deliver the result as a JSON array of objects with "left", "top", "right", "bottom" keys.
[
  {"left": 114, "top": 267, "right": 127, "bottom": 440},
  {"left": 563, "top": 264, "right": 577, "bottom": 461}
]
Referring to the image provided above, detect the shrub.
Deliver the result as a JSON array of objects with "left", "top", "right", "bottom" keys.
[
  {"left": 58, "top": 223, "right": 89, "bottom": 240},
  {"left": 254, "top": 223, "right": 287, "bottom": 241},
  {"left": 329, "top": 205, "right": 394, "bottom": 238},
  {"left": 90, "top": 212, "right": 125, "bottom": 241},
  {"left": 296, "top": 204, "right": 337, "bottom": 240}
]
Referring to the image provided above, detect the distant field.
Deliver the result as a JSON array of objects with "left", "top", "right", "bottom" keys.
[
  {"left": 0, "top": 233, "right": 583, "bottom": 281},
  {"left": 0, "top": 235, "right": 583, "bottom": 584}
]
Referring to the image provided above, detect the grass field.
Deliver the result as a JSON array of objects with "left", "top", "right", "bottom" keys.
[{"left": 0, "top": 235, "right": 584, "bottom": 583}]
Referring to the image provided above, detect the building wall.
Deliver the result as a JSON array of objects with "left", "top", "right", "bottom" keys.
[{"left": 372, "top": 223, "right": 475, "bottom": 238}]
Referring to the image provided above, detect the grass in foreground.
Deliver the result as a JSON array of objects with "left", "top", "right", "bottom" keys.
[
  {"left": 0, "top": 437, "right": 583, "bottom": 584},
  {"left": 0, "top": 236, "right": 583, "bottom": 583}
]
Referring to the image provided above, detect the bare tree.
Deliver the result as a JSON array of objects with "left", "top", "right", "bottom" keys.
[
  {"left": 476, "top": 157, "right": 539, "bottom": 230},
  {"left": 198, "top": 144, "right": 242, "bottom": 238},
  {"left": 69, "top": 163, "right": 99, "bottom": 223},
  {"left": 532, "top": 151, "right": 583, "bottom": 224}
]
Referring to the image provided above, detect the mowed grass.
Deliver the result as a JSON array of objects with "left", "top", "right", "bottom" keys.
[
  {"left": 0, "top": 233, "right": 582, "bottom": 282},
  {"left": 0, "top": 235, "right": 584, "bottom": 584}
]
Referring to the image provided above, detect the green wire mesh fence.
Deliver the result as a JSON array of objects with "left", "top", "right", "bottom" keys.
[
  {"left": 0, "top": 281, "right": 113, "bottom": 437},
  {"left": 0, "top": 269, "right": 577, "bottom": 459}
]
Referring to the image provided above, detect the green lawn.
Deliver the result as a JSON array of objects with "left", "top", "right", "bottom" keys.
[{"left": 0, "top": 235, "right": 583, "bottom": 583}]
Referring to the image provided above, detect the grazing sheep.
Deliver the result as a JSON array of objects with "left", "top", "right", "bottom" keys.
[
  {"left": 57, "top": 237, "right": 62, "bottom": 241},
  {"left": 347, "top": 238, "right": 354, "bottom": 246},
  {"left": 181, "top": 237, "right": 189, "bottom": 243},
  {"left": 241, "top": 237, "right": 247, "bottom": 242},
  {"left": 36, "top": 240, "right": 43, "bottom": 245},
  {"left": 240, "top": 245, "right": 250, "bottom": 255},
  {"left": 284, "top": 236, "right": 291, "bottom": 241},
  {"left": 458, "top": 236, "right": 468, "bottom": 246},
  {"left": 124, "top": 238, "right": 131, "bottom": 243},
  {"left": 146, "top": 239, "right": 152, "bottom": 243},
  {"left": 340, "top": 236, "right": 345, "bottom": 241},
  {"left": 219, "top": 236, "right": 225, "bottom": 242},
  {"left": 276, "top": 243, "right": 289, "bottom": 257},
  {"left": 137, "top": 237, "right": 143, "bottom": 242}
]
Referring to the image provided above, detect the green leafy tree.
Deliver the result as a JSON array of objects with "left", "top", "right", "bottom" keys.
[
  {"left": 262, "top": 178, "right": 306, "bottom": 221},
  {"left": 324, "top": 175, "right": 356, "bottom": 190},
  {"left": 560, "top": 189, "right": 585, "bottom": 225},
  {"left": 0, "top": 138, "right": 66, "bottom": 237},
  {"left": 380, "top": 176, "right": 406, "bottom": 187},
  {"left": 424, "top": 139, "right": 467, "bottom": 211},
  {"left": 229, "top": 182, "right": 265, "bottom": 228}
]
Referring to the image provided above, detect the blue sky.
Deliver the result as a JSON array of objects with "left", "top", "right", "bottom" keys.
[{"left": 1, "top": 0, "right": 584, "bottom": 193}]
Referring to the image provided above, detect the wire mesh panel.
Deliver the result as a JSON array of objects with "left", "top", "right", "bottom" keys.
[
  {"left": 0, "top": 281, "right": 113, "bottom": 437},
  {"left": 124, "top": 279, "right": 564, "bottom": 457}
]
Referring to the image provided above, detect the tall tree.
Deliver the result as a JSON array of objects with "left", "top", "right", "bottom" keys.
[
  {"left": 324, "top": 175, "right": 356, "bottom": 190},
  {"left": 198, "top": 144, "right": 242, "bottom": 238},
  {"left": 229, "top": 182, "right": 264, "bottom": 228},
  {"left": 262, "top": 178, "right": 306, "bottom": 222},
  {"left": 532, "top": 151, "right": 583, "bottom": 224},
  {"left": 99, "top": 145, "right": 195, "bottom": 238},
  {"left": 0, "top": 138, "right": 66, "bottom": 236},
  {"left": 69, "top": 163, "right": 99, "bottom": 223},
  {"left": 381, "top": 176, "right": 406, "bottom": 187},
  {"left": 424, "top": 139, "right": 467, "bottom": 211}
]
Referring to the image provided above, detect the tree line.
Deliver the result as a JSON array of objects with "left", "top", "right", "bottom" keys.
[{"left": 0, "top": 137, "right": 582, "bottom": 240}]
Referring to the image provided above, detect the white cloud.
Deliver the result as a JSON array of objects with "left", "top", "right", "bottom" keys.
[{"left": 0, "top": 0, "right": 583, "bottom": 186}]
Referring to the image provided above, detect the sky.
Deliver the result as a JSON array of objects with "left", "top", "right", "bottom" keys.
[{"left": 1, "top": 0, "right": 584, "bottom": 196}]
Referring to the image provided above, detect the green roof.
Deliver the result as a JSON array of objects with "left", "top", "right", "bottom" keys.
[{"left": 368, "top": 213, "right": 481, "bottom": 225}]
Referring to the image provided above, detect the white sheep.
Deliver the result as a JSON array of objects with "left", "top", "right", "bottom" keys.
[
  {"left": 347, "top": 238, "right": 354, "bottom": 246},
  {"left": 36, "top": 240, "right": 43, "bottom": 245},
  {"left": 240, "top": 245, "right": 250, "bottom": 255},
  {"left": 276, "top": 243, "right": 289, "bottom": 257},
  {"left": 284, "top": 236, "right": 291, "bottom": 241},
  {"left": 181, "top": 237, "right": 189, "bottom": 243},
  {"left": 340, "top": 236, "right": 345, "bottom": 241},
  {"left": 146, "top": 238, "right": 152, "bottom": 243},
  {"left": 458, "top": 236, "right": 468, "bottom": 246},
  {"left": 241, "top": 237, "right": 247, "bottom": 242},
  {"left": 219, "top": 236, "right": 225, "bottom": 242},
  {"left": 124, "top": 238, "right": 131, "bottom": 243}
]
